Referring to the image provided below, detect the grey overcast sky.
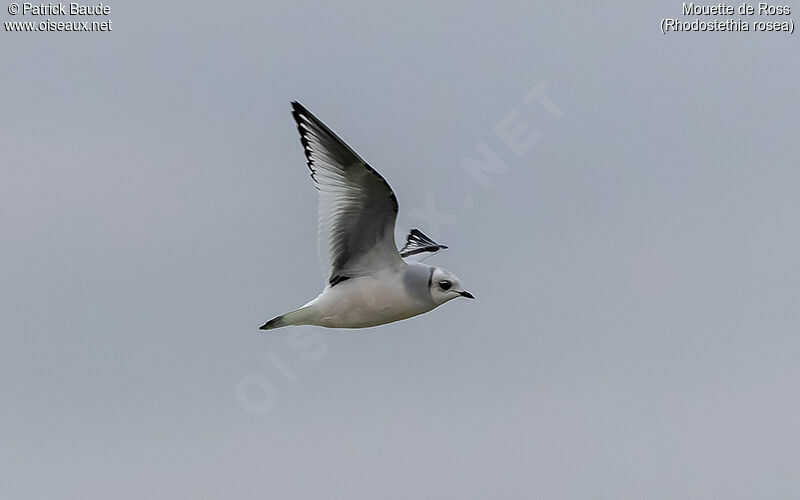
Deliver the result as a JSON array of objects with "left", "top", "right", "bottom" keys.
[{"left": 2, "top": 1, "right": 799, "bottom": 498}]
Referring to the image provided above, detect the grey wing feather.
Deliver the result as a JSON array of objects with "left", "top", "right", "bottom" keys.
[{"left": 291, "top": 102, "right": 404, "bottom": 283}]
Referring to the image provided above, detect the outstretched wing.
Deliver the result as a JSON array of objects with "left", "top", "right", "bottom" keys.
[
  {"left": 291, "top": 102, "right": 405, "bottom": 285},
  {"left": 399, "top": 228, "right": 448, "bottom": 258}
]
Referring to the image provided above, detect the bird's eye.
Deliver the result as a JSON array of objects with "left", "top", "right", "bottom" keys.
[{"left": 439, "top": 280, "right": 452, "bottom": 291}]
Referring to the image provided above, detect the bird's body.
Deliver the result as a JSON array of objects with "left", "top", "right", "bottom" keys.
[
  {"left": 289, "top": 263, "right": 436, "bottom": 329},
  {"left": 260, "top": 102, "right": 473, "bottom": 331}
]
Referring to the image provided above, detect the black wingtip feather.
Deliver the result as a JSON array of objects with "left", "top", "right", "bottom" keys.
[
  {"left": 399, "top": 228, "right": 448, "bottom": 258},
  {"left": 288, "top": 100, "right": 400, "bottom": 213},
  {"left": 292, "top": 104, "right": 317, "bottom": 179}
]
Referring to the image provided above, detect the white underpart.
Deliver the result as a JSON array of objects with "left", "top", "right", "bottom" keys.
[{"left": 300, "top": 268, "right": 434, "bottom": 329}]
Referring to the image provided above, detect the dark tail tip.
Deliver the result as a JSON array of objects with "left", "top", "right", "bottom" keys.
[{"left": 259, "top": 315, "right": 284, "bottom": 331}]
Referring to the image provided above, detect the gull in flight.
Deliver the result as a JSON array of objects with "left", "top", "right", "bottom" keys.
[{"left": 260, "top": 102, "right": 473, "bottom": 331}]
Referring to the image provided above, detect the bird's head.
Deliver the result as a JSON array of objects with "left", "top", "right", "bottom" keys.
[{"left": 429, "top": 267, "right": 474, "bottom": 305}]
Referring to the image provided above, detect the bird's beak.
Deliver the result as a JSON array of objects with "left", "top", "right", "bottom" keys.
[{"left": 459, "top": 291, "right": 475, "bottom": 299}]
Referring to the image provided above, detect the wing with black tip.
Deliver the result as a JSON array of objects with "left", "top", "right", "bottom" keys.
[
  {"left": 399, "top": 228, "right": 448, "bottom": 258},
  {"left": 291, "top": 101, "right": 405, "bottom": 284}
]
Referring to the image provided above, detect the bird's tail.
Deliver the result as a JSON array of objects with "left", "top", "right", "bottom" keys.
[{"left": 259, "top": 306, "right": 314, "bottom": 331}]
